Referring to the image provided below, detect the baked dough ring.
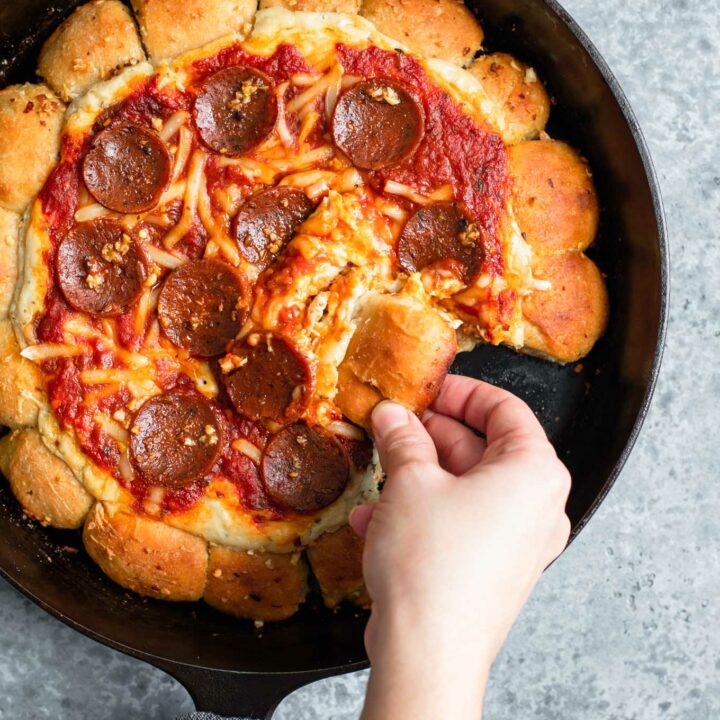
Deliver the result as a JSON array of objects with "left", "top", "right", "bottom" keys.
[
  {"left": 468, "top": 53, "right": 550, "bottom": 145},
  {"left": 360, "top": 0, "right": 483, "bottom": 66},
  {"left": 509, "top": 139, "right": 599, "bottom": 254},
  {"left": 0, "top": 321, "right": 45, "bottom": 428},
  {"left": 0, "top": 208, "right": 20, "bottom": 319},
  {"left": 523, "top": 252, "right": 608, "bottom": 363},
  {"left": 0, "top": 84, "right": 64, "bottom": 214},
  {"left": 37, "top": 0, "right": 145, "bottom": 102},
  {"left": 83, "top": 502, "right": 209, "bottom": 600},
  {"left": 0, "top": 429, "right": 93, "bottom": 528},
  {"left": 335, "top": 294, "right": 457, "bottom": 428},
  {"left": 260, "top": 0, "right": 361, "bottom": 14},
  {"left": 307, "top": 524, "right": 369, "bottom": 609},
  {"left": 204, "top": 545, "right": 308, "bottom": 621},
  {"left": 130, "top": 0, "right": 257, "bottom": 63}
]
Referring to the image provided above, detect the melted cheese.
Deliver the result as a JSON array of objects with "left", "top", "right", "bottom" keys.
[{"left": 12, "top": 9, "right": 545, "bottom": 551}]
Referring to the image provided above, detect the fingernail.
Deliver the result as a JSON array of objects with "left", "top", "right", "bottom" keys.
[{"left": 371, "top": 401, "right": 410, "bottom": 439}]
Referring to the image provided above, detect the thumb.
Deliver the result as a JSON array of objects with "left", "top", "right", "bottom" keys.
[{"left": 371, "top": 400, "right": 438, "bottom": 480}]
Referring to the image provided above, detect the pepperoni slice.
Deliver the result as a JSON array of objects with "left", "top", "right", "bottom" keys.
[
  {"left": 194, "top": 67, "right": 277, "bottom": 156},
  {"left": 331, "top": 78, "right": 425, "bottom": 170},
  {"left": 129, "top": 392, "right": 223, "bottom": 488},
  {"left": 261, "top": 423, "right": 349, "bottom": 513},
  {"left": 157, "top": 259, "right": 248, "bottom": 357},
  {"left": 222, "top": 334, "right": 311, "bottom": 423},
  {"left": 56, "top": 220, "right": 148, "bottom": 317},
  {"left": 82, "top": 124, "right": 171, "bottom": 213},
  {"left": 234, "top": 187, "right": 315, "bottom": 270},
  {"left": 396, "top": 203, "right": 483, "bottom": 283}
]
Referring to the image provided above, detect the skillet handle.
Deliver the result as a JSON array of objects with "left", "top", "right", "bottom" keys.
[{"left": 152, "top": 661, "right": 335, "bottom": 719}]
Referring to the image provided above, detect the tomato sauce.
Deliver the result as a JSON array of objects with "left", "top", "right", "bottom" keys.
[{"left": 191, "top": 42, "right": 313, "bottom": 83}]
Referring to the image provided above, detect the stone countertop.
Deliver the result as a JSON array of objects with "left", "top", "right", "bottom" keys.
[{"left": 1, "top": 0, "right": 719, "bottom": 718}]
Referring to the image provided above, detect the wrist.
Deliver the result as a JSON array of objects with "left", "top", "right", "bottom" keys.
[{"left": 362, "top": 603, "right": 492, "bottom": 720}]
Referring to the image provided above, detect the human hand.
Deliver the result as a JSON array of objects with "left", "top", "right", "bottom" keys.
[{"left": 351, "top": 375, "right": 571, "bottom": 720}]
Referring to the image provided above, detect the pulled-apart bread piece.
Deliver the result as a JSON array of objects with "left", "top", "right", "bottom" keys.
[
  {"left": 130, "top": 0, "right": 257, "bottom": 63},
  {"left": 360, "top": 0, "right": 483, "bottom": 66},
  {"left": 83, "top": 502, "right": 209, "bottom": 601},
  {"left": 522, "top": 251, "right": 608, "bottom": 363},
  {"left": 335, "top": 294, "right": 457, "bottom": 428},
  {"left": 37, "top": 0, "right": 145, "bottom": 101},
  {"left": 204, "top": 545, "right": 308, "bottom": 621},
  {"left": 0, "top": 84, "right": 64, "bottom": 213},
  {"left": 0, "top": 208, "right": 20, "bottom": 319},
  {"left": 260, "top": 0, "right": 361, "bottom": 14},
  {"left": 0, "top": 321, "right": 45, "bottom": 428},
  {"left": 307, "top": 525, "right": 369, "bottom": 609},
  {"left": 0, "top": 429, "right": 93, "bottom": 529},
  {"left": 509, "top": 139, "right": 599, "bottom": 254},
  {"left": 468, "top": 52, "right": 550, "bottom": 145}
]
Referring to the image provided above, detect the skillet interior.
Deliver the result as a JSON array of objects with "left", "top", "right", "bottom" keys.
[{"left": 0, "top": 0, "right": 666, "bottom": 695}]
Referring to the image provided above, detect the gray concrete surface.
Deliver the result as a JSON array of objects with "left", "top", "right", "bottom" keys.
[{"left": 1, "top": 0, "right": 719, "bottom": 718}]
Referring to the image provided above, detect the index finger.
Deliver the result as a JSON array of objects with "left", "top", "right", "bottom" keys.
[{"left": 431, "top": 375, "right": 547, "bottom": 445}]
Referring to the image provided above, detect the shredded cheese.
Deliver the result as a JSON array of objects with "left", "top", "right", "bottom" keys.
[
  {"left": 287, "top": 63, "right": 344, "bottom": 114},
  {"left": 163, "top": 149, "right": 207, "bottom": 248},
  {"left": 21, "top": 343, "right": 86, "bottom": 362},
  {"left": 160, "top": 110, "right": 189, "bottom": 142},
  {"left": 231, "top": 438, "right": 262, "bottom": 464}
]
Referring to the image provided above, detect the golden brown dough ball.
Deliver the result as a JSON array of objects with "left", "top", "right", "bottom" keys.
[
  {"left": 0, "top": 429, "right": 93, "bottom": 529},
  {"left": 0, "top": 321, "right": 45, "bottom": 428},
  {"left": 204, "top": 545, "right": 308, "bottom": 621},
  {"left": 130, "top": 0, "right": 257, "bottom": 63},
  {"left": 83, "top": 502, "right": 208, "bottom": 600},
  {"left": 360, "top": 0, "right": 483, "bottom": 66},
  {"left": 522, "top": 251, "right": 608, "bottom": 363},
  {"left": 335, "top": 293, "right": 457, "bottom": 429},
  {"left": 0, "top": 84, "right": 64, "bottom": 214},
  {"left": 468, "top": 52, "right": 550, "bottom": 144},
  {"left": 37, "top": 0, "right": 145, "bottom": 102},
  {"left": 509, "top": 139, "right": 599, "bottom": 254},
  {"left": 0, "top": 208, "right": 20, "bottom": 319},
  {"left": 260, "top": 0, "right": 361, "bottom": 13},
  {"left": 307, "top": 525, "right": 370, "bottom": 609}
]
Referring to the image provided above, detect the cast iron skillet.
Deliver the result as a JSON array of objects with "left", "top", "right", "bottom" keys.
[{"left": 0, "top": 0, "right": 668, "bottom": 717}]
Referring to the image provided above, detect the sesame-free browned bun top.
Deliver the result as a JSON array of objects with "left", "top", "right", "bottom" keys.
[
  {"left": 158, "top": 259, "right": 248, "bottom": 357},
  {"left": 397, "top": 203, "right": 482, "bottom": 283},
  {"left": 467, "top": 52, "right": 550, "bottom": 145},
  {"left": 307, "top": 525, "right": 370, "bottom": 609},
  {"left": 204, "top": 545, "right": 309, "bottom": 621},
  {"left": 234, "top": 187, "right": 315, "bottom": 270},
  {"left": 335, "top": 294, "right": 457, "bottom": 428},
  {"left": 194, "top": 66, "right": 277, "bottom": 156},
  {"left": 222, "top": 333, "right": 312, "bottom": 423},
  {"left": 360, "top": 0, "right": 484, "bottom": 66},
  {"left": 82, "top": 124, "right": 172, "bottom": 213},
  {"left": 0, "top": 83, "right": 64, "bottom": 213},
  {"left": 56, "top": 219, "right": 148, "bottom": 317},
  {"left": 509, "top": 139, "right": 599, "bottom": 253},
  {"left": 523, "top": 252, "right": 609, "bottom": 363},
  {"left": 261, "top": 423, "right": 349, "bottom": 513},
  {"left": 129, "top": 392, "right": 223, "bottom": 488},
  {"left": 331, "top": 78, "right": 424, "bottom": 170},
  {"left": 37, "top": 0, "right": 145, "bottom": 102},
  {"left": 130, "top": 0, "right": 257, "bottom": 63}
]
